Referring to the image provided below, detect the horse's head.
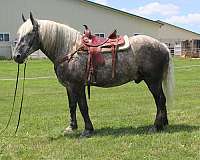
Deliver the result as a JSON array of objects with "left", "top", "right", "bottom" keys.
[{"left": 14, "top": 12, "right": 41, "bottom": 64}]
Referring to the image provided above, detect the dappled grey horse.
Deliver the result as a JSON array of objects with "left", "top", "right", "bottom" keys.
[{"left": 14, "top": 13, "right": 174, "bottom": 137}]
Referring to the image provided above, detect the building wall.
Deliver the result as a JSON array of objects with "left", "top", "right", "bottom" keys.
[
  {"left": 158, "top": 22, "right": 200, "bottom": 43},
  {"left": 78, "top": 1, "right": 161, "bottom": 38},
  {"left": 0, "top": 0, "right": 200, "bottom": 58},
  {"left": 158, "top": 22, "right": 200, "bottom": 55},
  {"left": 0, "top": 42, "right": 12, "bottom": 59},
  {"left": 0, "top": 0, "right": 161, "bottom": 39},
  {"left": 0, "top": 0, "right": 161, "bottom": 58}
]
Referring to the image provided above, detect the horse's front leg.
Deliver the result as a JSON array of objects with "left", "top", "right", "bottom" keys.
[
  {"left": 64, "top": 85, "right": 78, "bottom": 135},
  {"left": 77, "top": 85, "right": 94, "bottom": 137}
]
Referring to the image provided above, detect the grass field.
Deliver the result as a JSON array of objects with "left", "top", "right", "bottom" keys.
[{"left": 0, "top": 58, "right": 199, "bottom": 160}]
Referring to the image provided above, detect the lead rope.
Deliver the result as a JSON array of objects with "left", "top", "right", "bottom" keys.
[
  {"left": 0, "top": 63, "right": 26, "bottom": 154},
  {"left": 0, "top": 64, "right": 20, "bottom": 135},
  {"left": 15, "top": 62, "right": 26, "bottom": 134}
]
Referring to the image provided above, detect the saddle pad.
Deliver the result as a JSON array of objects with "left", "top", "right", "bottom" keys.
[{"left": 119, "top": 35, "right": 130, "bottom": 50}]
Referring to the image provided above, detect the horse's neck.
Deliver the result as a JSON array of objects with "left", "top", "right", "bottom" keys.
[
  {"left": 40, "top": 37, "right": 82, "bottom": 63},
  {"left": 39, "top": 21, "right": 82, "bottom": 63}
]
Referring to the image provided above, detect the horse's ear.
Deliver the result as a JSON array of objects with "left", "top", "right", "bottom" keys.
[
  {"left": 30, "top": 12, "right": 38, "bottom": 30},
  {"left": 22, "top": 13, "right": 27, "bottom": 22}
]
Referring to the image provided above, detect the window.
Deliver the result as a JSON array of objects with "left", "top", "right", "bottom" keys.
[
  {"left": 0, "top": 34, "right": 3, "bottom": 41},
  {"left": 95, "top": 33, "right": 105, "bottom": 38},
  {"left": 169, "top": 47, "right": 174, "bottom": 54},
  {"left": 0, "top": 33, "right": 10, "bottom": 42},
  {"left": 4, "top": 34, "right": 9, "bottom": 41},
  {"left": 165, "top": 43, "right": 174, "bottom": 55}
]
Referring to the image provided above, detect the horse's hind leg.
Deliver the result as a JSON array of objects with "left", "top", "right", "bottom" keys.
[
  {"left": 145, "top": 80, "right": 168, "bottom": 132},
  {"left": 64, "top": 86, "right": 78, "bottom": 135}
]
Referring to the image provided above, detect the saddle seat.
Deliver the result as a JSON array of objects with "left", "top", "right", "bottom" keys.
[{"left": 82, "top": 29, "right": 125, "bottom": 48}]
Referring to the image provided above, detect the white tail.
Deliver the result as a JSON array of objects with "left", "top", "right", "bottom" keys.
[{"left": 162, "top": 49, "right": 175, "bottom": 107}]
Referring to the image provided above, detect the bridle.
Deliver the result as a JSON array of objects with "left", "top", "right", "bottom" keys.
[{"left": 7, "top": 28, "right": 40, "bottom": 135}]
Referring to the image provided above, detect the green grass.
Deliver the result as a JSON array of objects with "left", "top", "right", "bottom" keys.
[{"left": 0, "top": 58, "right": 199, "bottom": 160}]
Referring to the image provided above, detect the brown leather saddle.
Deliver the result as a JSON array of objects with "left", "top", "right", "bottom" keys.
[{"left": 81, "top": 25, "right": 125, "bottom": 86}]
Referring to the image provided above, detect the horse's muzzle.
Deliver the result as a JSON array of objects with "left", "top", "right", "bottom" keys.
[{"left": 13, "top": 54, "right": 25, "bottom": 64}]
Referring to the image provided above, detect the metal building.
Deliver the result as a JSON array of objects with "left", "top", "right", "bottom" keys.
[{"left": 1, "top": 0, "right": 200, "bottom": 59}]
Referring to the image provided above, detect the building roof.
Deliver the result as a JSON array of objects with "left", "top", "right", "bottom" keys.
[{"left": 82, "top": 0, "right": 200, "bottom": 36}]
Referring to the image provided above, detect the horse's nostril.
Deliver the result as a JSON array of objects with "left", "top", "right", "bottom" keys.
[{"left": 16, "top": 54, "right": 21, "bottom": 59}]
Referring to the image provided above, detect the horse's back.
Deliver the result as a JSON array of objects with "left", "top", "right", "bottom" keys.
[
  {"left": 129, "top": 35, "right": 164, "bottom": 49},
  {"left": 129, "top": 34, "right": 169, "bottom": 60}
]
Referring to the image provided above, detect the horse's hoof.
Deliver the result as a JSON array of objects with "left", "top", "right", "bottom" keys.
[
  {"left": 148, "top": 126, "right": 159, "bottom": 133},
  {"left": 148, "top": 125, "right": 167, "bottom": 133},
  {"left": 80, "top": 130, "right": 94, "bottom": 138},
  {"left": 63, "top": 126, "right": 77, "bottom": 136}
]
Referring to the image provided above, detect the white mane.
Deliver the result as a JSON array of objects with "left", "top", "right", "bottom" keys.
[{"left": 17, "top": 19, "right": 82, "bottom": 55}]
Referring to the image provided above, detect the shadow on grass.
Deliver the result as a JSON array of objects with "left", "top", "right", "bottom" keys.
[
  {"left": 48, "top": 124, "right": 199, "bottom": 140},
  {"left": 166, "top": 124, "right": 200, "bottom": 133},
  {"left": 95, "top": 124, "right": 200, "bottom": 136},
  {"left": 48, "top": 131, "right": 81, "bottom": 141},
  {"left": 94, "top": 124, "right": 200, "bottom": 137}
]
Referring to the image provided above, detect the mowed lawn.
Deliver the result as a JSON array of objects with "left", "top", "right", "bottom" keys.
[{"left": 0, "top": 58, "right": 199, "bottom": 160}]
